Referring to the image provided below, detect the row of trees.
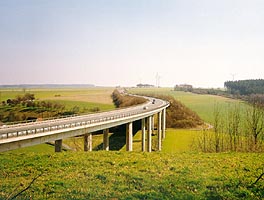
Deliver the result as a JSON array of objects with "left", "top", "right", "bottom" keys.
[
  {"left": 2, "top": 93, "right": 65, "bottom": 111},
  {"left": 111, "top": 89, "right": 147, "bottom": 108},
  {"left": 197, "top": 101, "right": 264, "bottom": 152},
  {"left": 2, "top": 93, "right": 35, "bottom": 106},
  {"left": 224, "top": 79, "right": 264, "bottom": 95},
  {"left": 0, "top": 94, "right": 66, "bottom": 123}
]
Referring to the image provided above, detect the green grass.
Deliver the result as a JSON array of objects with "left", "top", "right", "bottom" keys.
[
  {"left": 162, "top": 128, "right": 199, "bottom": 153},
  {"left": 1, "top": 87, "right": 263, "bottom": 199},
  {"left": 0, "top": 87, "right": 114, "bottom": 104},
  {"left": 7, "top": 144, "right": 55, "bottom": 154},
  {"left": 47, "top": 100, "right": 115, "bottom": 112},
  {"left": 0, "top": 151, "right": 263, "bottom": 199},
  {"left": 0, "top": 88, "right": 115, "bottom": 123},
  {"left": 129, "top": 88, "right": 244, "bottom": 123}
]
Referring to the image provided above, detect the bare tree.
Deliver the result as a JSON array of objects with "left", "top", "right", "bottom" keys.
[
  {"left": 226, "top": 104, "right": 241, "bottom": 151},
  {"left": 213, "top": 104, "right": 223, "bottom": 152},
  {"left": 245, "top": 101, "right": 264, "bottom": 151}
]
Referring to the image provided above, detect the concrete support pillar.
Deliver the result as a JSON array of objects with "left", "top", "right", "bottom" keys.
[
  {"left": 55, "top": 139, "right": 62, "bottom": 152},
  {"left": 147, "top": 116, "right": 152, "bottom": 152},
  {"left": 152, "top": 114, "right": 155, "bottom": 132},
  {"left": 84, "top": 133, "right": 92, "bottom": 151},
  {"left": 103, "top": 129, "right": 109, "bottom": 151},
  {"left": 88, "top": 133, "right": 92, "bottom": 151},
  {"left": 158, "top": 111, "right": 162, "bottom": 151},
  {"left": 126, "top": 122, "right": 133, "bottom": 151},
  {"left": 141, "top": 118, "right": 146, "bottom": 152},
  {"left": 84, "top": 133, "right": 88, "bottom": 151},
  {"left": 162, "top": 109, "right": 166, "bottom": 139}
]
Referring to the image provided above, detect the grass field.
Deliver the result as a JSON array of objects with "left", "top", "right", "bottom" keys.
[
  {"left": 47, "top": 100, "right": 114, "bottom": 112},
  {"left": 0, "top": 87, "right": 114, "bottom": 105},
  {"left": 0, "top": 87, "right": 115, "bottom": 123},
  {"left": 0, "top": 151, "right": 263, "bottom": 199},
  {"left": 1, "top": 87, "right": 263, "bottom": 199},
  {"left": 129, "top": 87, "right": 244, "bottom": 123}
]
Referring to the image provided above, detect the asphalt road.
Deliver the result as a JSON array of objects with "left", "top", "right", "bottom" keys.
[{"left": 0, "top": 96, "right": 168, "bottom": 140}]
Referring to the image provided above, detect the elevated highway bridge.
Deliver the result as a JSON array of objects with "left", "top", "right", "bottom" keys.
[{"left": 0, "top": 95, "right": 169, "bottom": 152}]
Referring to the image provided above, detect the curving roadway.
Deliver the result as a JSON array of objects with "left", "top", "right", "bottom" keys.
[{"left": 0, "top": 95, "right": 169, "bottom": 152}]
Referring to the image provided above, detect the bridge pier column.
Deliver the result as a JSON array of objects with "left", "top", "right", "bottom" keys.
[
  {"left": 103, "top": 129, "right": 109, "bottom": 151},
  {"left": 147, "top": 116, "right": 152, "bottom": 152},
  {"left": 141, "top": 118, "right": 146, "bottom": 152},
  {"left": 126, "top": 122, "right": 133, "bottom": 151},
  {"left": 55, "top": 139, "right": 62, "bottom": 152},
  {"left": 152, "top": 114, "right": 155, "bottom": 132},
  {"left": 162, "top": 109, "right": 166, "bottom": 139},
  {"left": 84, "top": 133, "right": 92, "bottom": 151},
  {"left": 158, "top": 111, "right": 162, "bottom": 151}
]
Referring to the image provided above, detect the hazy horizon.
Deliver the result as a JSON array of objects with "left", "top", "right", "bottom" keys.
[{"left": 1, "top": 1, "right": 263, "bottom": 88}]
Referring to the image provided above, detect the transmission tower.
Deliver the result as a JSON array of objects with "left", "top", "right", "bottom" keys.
[{"left": 155, "top": 73, "right": 161, "bottom": 87}]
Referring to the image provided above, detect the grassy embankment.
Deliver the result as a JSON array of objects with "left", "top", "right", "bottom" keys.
[
  {"left": 0, "top": 87, "right": 263, "bottom": 199},
  {"left": 1, "top": 151, "right": 263, "bottom": 199}
]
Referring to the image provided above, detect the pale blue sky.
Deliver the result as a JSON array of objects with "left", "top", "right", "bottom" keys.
[{"left": 0, "top": 0, "right": 263, "bottom": 87}]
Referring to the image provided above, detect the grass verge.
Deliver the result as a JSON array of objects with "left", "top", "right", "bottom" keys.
[{"left": 0, "top": 151, "right": 263, "bottom": 199}]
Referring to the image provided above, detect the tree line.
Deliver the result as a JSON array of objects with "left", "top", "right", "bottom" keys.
[
  {"left": 224, "top": 79, "right": 264, "bottom": 95},
  {"left": 111, "top": 89, "right": 147, "bottom": 108}
]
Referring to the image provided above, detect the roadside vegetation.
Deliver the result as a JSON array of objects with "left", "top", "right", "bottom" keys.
[{"left": 111, "top": 89, "right": 147, "bottom": 108}]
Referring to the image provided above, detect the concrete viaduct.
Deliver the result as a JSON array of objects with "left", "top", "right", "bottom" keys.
[{"left": 0, "top": 95, "right": 169, "bottom": 153}]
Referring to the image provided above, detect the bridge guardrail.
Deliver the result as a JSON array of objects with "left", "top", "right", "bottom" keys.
[{"left": 0, "top": 98, "right": 169, "bottom": 140}]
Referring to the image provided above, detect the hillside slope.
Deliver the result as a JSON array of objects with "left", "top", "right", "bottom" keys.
[{"left": 0, "top": 151, "right": 263, "bottom": 199}]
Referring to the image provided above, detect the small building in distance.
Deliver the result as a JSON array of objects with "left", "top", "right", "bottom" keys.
[
  {"left": 174, "top": 84, "right": 193, "bottom": 92},
  {"left": 137, "top": 84, "right": 155, "bottom": 88}
]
